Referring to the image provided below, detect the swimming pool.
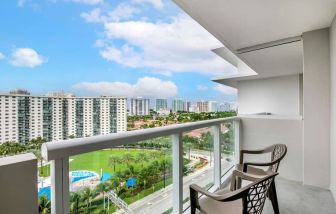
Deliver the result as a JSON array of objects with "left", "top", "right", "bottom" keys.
[
  {"left": 38, "top": 170, "right": 98, "bottom": 199},
  {"left": 71, "top": 170, "right": 98, "bottom": 182}
]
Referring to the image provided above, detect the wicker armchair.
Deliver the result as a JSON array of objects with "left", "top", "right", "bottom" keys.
[
  {"left": 237, "top": 144, "right": 287, "bottom": 214},
  {"left": 190, "top": 170, "right": 278, "bottom": 214}
]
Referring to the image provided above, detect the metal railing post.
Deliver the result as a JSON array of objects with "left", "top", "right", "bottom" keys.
[
  {"left": 51, "top": 157, "right": 69, "bottom": 214},
  {"left": 172, "top": 133, "right": 183, "bottom": 214},
  {"left": 233, "top": 120, "right": 241, "bottom": 164},
  {"left": 212, "top": 124, "right": 221, "bottom": 189}
]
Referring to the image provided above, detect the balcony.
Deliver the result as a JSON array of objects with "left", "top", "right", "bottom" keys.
[
  {"left": 2, "top": 1, "right": 336, "bottom": 214},
  {"left": 1, "top": 116, "right": 336, "bottom": 213}
]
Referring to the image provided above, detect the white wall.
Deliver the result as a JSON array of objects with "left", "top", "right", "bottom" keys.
[
  {"left": 303, "top": 28, "right": 331, "bottom": 189},
  {"left": 238, "top": 74, "right": 301, "bottom": 116},
  {"left": 241, "top": 117, "right": 303, "bottom": 182},
  {"left": 0, "top": 153, "right": 37, "bottom": 214},
  {"left": 330, "top": 17, "right": 336, "bottom": 201}
]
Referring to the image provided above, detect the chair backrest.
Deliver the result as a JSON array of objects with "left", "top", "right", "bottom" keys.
[
  {"left": 269, "top": 144, "right": 287, "bottom": 172},
  {"left": 242, "top": 173, "right": 277, "bottom": 214}
]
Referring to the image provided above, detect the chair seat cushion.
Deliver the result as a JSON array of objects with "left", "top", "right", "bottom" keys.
[{"left": 198, "top": 189, "right": 242, "bottom": 214}]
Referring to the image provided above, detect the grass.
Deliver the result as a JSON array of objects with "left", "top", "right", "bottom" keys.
[{"left": 39, "top": 148, "right": 167, "bottom": 177}]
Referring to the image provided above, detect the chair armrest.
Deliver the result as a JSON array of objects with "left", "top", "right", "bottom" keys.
[{"left": 230, "top": 169, "right": 259, "bottom": 190}]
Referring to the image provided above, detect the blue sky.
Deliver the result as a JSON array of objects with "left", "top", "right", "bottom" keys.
[{"left": 0, "top": 0, "right": 237, "bottom": 103}]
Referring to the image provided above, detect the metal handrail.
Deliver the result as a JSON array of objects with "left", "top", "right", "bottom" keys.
[
  {"left": 41, "top": 116, "right": 239, "bottom": 161},
  {"left": 107, "top": 190, "right": 132, "bottom": 213}
]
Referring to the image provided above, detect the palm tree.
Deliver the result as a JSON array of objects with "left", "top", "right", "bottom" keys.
[
  {"left": 95, "top": 183, "right": 108, "bottom": 210},
  {"left": 149, "top": 151, "right": 159, "bottom": 160},
  {"left": 38, "top": 195, "right": 50, "bottom": 214},
  {"left": 108, "top": 155, "right": 121, "bottom": 172},
  {"left": 136, "top": 152, "right": 148, "bottom": 167},
  {"left": 81, "top": 187, "right": 95, "bottom": 213},
  {"left": 70, "top": 192, "right": 81, "bottom": 214},
  {"left": 138, "top": 167, "right": 150, "bottom": 190},
  {"left": 122, "top": 153, "right": 134, "bottom": 167},
  {"left": 185, "top": 142, "right": 193, "bottom": 160}
]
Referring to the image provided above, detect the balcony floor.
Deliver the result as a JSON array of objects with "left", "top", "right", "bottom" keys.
[{"left": 263, "top": 178, "right": 336, "bottom": 214}]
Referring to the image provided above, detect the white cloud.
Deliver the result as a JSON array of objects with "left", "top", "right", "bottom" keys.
[
  {"left": 71, "top": 0, "right": 103, "bottom": 5},
  {"left": 81, "top": 4, "right": 139, "bottom": 23},
  {"left": 213, "top": 85, "right": 237, "bottom": 95},
  {"left": 132, "top": 0, "right": 163, "bottom": 9},
  {"left": 80, "top": 8, "right": 103, "bottom": 23},
  {"left": 73, "top": 77, "right": 178, "bottom": 98},
  {"left": 197, "top": 85, "right": 208, "bottom": 91},
  {"left": 0, "top": 52, "right": 5, "bottom": 60},
  {"left": 10, "top": 48, "right": 45, "bottom": 68},
  {"left": 99, "top": 14, "right": 235, "bottom": 76}
]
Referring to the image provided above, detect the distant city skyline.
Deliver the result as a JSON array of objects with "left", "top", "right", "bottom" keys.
[{"left": 0, "top": 0, "right": 237, "bottom": 105}]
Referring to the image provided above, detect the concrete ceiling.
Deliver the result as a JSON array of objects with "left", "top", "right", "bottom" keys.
[
  {"left": 173, "top": 0, "right": 336, "bottom": 51},
  {"left": 173, "top": 0, "right": 336, "bottom": 86}
]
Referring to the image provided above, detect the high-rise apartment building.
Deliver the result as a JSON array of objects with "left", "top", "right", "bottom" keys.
[
  {"left": 196, "top": 101, "right": 209, "bottom": 113},
  {"left": 208, "top": 101, "right": 218, "bottom": 112},
  {"left": 0, "top": 92, "right": 127, "bottom": 144},
  {"left": 218, "top": 102, "right": 231, "bottom": 112},
  {"left": 172, "top": 98, "right": 184, "bottom": 112},
  {"left": 155, "top": 99, "right": 168, "bottom": 111},
  {"left": 183, "top": 101, "right": 191, "bottom": 112},
  {"left": 130, "top": 98, "right": 150, "bottom": 115}
]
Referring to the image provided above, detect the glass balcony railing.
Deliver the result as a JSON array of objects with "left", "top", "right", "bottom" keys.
[{"left": 39, "top": 116, "right": 240, "bottom": 214}]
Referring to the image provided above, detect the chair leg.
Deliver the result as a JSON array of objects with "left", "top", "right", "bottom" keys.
[
  {"left": 190, "top": 206, "right": 196, "bottom": 214},
  {"left": 269, "top": 181, "right": 280, "bottom": 214}
]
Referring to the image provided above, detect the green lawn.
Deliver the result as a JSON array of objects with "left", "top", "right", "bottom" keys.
[{"left": 39, "top": 148, "right": 167, "bottom": 177}]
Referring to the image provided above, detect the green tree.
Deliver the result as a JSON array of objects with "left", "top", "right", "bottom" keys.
[
  {"left": 81, "top": 187, "right": 95, "bottom": 213},
  {"left": 108, "top": 155, "right": 121, "bottom": 172},
  {"left": 95, "top": 183, "right": 109, "bottom": 211},
  {"left": 70, "top": 192, "right": 81, "bottom": 214},
  {"left": 122, "top": 153, "right": 134, "bottom": 167},
  {"left": 38, "top": 195, "right": 50, "bottom": 214},
  {"left": 136, "top": 152, "right": 148, "bottom": 167}
]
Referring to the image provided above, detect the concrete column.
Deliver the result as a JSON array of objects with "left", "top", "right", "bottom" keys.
[{"left": 303, "top": 28, "right": 331, "bottom": 188}]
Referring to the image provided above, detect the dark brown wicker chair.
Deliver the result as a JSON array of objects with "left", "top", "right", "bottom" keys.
[
  {"left": 190, "top": 170, "right": 278, "bottom": 214},
  {"left": 237, "top": 144, "right": 287, "bottom": 214}
]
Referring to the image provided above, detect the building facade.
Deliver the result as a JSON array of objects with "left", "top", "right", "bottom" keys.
[
  {"left": 0, "top": 93, "right": 127, "bottom": 144},
  {"left": 208, "top": 101, "right": 218, "bottom": 112},
  {"left": 183, "top": 101, "right": 191, "bottom": 112},
  {"left": 129, "top": 98, "right": 150, "bottom": 115},
  {"left": 172, "top": 98, "right": 184, "bottom": 112},
  {"left": 196, "top": 101, "right": 209, "bottom": 113},
  {"left": 155, "top": 99, "right": 168, "bottom": 111}
]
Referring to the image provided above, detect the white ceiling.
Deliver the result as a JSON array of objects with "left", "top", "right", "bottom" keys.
[
  {"left": 212, "top": 40, "right": 303, "bottom": 87},
  {"left": 173, "top": 0, "right": 336, "bottom": 51},
  {"left": 239, "top": 40, "right": 303, "bottom": 77},
  {"left": 173, "top": 0, "right": 336, "bottom": 86}
]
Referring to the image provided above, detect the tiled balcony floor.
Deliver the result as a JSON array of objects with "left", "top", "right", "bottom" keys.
[{"left": 263, "top": 178, "right": 336, "bottom": 214}]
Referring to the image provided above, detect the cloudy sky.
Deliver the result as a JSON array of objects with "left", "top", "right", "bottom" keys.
[{"left": 0, "top": 0, "right": 237, "bottom": 103}]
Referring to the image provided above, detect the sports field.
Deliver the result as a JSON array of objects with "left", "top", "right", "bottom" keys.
[{"left": 39, "top": 148, "right": 168, "bottom": 177}]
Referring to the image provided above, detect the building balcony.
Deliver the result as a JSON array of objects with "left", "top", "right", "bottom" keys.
[{"left": 1, "top": 116, "right": 335, "bottom": 213}]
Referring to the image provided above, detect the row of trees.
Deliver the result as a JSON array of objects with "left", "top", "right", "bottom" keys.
[
  {"left": 0, "top": 137, "right": 47, "bottom": 175},
  {"left": 108, "top": 151, "right": 162, "bottom": 171},
  {"left": 128, "top": 111, "right": 237, "bottom": 124}
]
